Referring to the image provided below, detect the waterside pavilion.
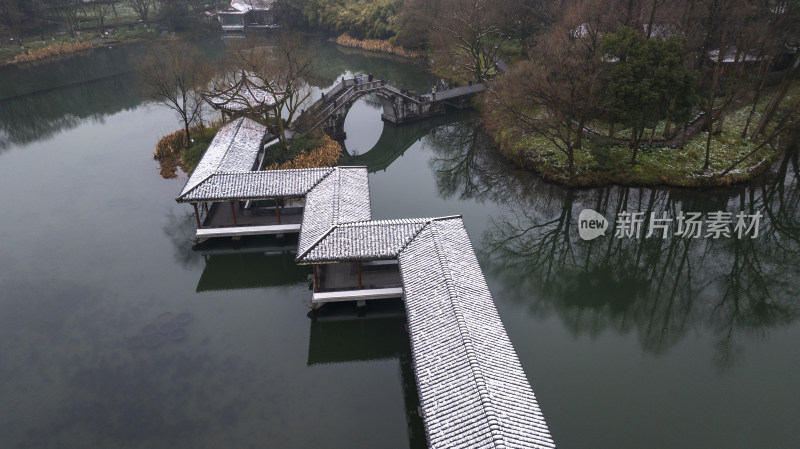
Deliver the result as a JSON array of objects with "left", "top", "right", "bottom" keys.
[
  {"left": 176, "top": 117, "right": 557, "bottom": 449},
  {"left": 217, "top": 0, "right": 277, "bottom": 32}
]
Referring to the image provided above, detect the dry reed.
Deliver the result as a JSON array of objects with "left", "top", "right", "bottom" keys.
[
  {"left": 154, "top": 128, "right": 188, "bottom": 161},
  {"left": 11, "top": 41, "right": 92, "bottom": 64},
  {"left": 265, "top": 135, "right": 342, "bottom": 170},
  {"left": 334, "top": 34, "right": 421, "bottom": 58},
  {"left": 154, "top": 120, "right": 222, "bottom": 179}
]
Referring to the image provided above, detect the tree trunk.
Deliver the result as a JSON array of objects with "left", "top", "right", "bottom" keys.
[
  {"left": 663, "top": 97, "right": 675, "bottom": 137},
  {"left": 568, "top": 148, "right": 575, "bottom": 176},
  {"left": 681, "top": 122, "right": 688, "bottom": 149},
  {"left": 704, "top": 26, "right": 727, "bottom": 170},
  {"left": 645, "top": 0, "right": 660, "bottom": 38},
  {"left": 742, "top": 58, "right": 769, "bottom": 138},
  {"left": 630, "top": 127, "right": 640, "bottom": 165},
  {"left": 751, "top": 52, "right": 799, "bottom": 138},
  {"left": 714, "top": 108, "right": 727, "bottom": 135}
]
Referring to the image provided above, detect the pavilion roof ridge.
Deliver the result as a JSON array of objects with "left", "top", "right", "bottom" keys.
[{"left": 177, "top": 117, "right": 248, "bottom": 200}]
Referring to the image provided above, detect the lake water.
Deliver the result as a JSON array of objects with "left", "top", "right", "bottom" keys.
[{"left": 0, "top": 34, "right": 798, "bottom": 449}]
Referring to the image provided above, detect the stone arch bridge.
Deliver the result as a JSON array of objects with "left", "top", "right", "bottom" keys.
[{"left": 295, "top": 78, "right": 484, "bottom": 139}]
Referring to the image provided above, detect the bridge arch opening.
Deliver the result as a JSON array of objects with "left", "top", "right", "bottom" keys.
[{"left": 342, "top": 96, "right": 385, "bottom": 155}]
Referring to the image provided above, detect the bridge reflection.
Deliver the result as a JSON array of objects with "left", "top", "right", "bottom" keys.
[{"left": 342, "top": 109, "right": 476, "bottom": 172}]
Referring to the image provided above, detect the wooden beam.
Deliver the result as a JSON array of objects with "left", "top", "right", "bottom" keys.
[
  {"left": 313, "top": 265, "right": 319, "bottom": 292},
  {"left": 275, "top": 199, "right": 281, "bottom": 224},
  {"left": 230, "top": 202, "right": 238, "bottom": 226},
  {"left": 193, "top": 203, "right": 201, "bottom": 229},
  {"left": 357, "top": 262, "right": 362, "bottom": 289}
]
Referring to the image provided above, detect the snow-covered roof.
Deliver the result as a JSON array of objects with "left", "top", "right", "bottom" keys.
[
  {"left": 570, "top": 23, "right": 591, "bottom": 39},
  {"left": 297, "top": 218, "right": 428, "bottom": 263},
  {"left": 230, "top": 0, "right": 274, "bottom": 12},
  {"left": 177, "top": 168, "right": 333, "bottom": 202},
  {"left": 296, "top": 167, "right": 373, "bottom": 258},
  {"left": 398, "top": 217, "right": 556, "bottom": 449},
  {"left": 175, "top": 122, "right": 555, "bottom": 446},
  {"left": 642, "top": 23, "right": 679, "bottom": 39},
  {"left": 296, "top": 214, "right": 557, "bottom": 447},
  {"left": 178, "top": 117, "right": 266, "bottom": 199}
]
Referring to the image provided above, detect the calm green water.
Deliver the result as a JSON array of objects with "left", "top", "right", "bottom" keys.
[{"left": 0, "top": 35, "right": 798, "bottom": 449}]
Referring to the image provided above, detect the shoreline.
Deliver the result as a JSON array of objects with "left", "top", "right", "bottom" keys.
[
  {"left": 490, "top": 131, "right": 779, "bottom": 189},
  {"left": 499, "top": 147, "right": 775, "bottom": 189},
  {"left": 0, "top": 28, "right": 209, "bottom": 67}
]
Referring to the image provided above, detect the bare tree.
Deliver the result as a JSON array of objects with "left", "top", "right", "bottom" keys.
[
  {"left": 49, "top": 0, "right": 81, "bottom": 37},
  {"left": 126, "top": 0, "right": 151, "bottom": 22},
  {"left": 394, "top": 0, "right": 442, "bottom": 49},
  {"left": 157, "top": 0, "right": 189, "bottom": 32},
  {"left": 486, "top": 1, "right": 607, "bottom": 176},
  {"left": 89, "top": 0, "right": 113, "bottom": 28},
  {"left": 0, "top": 0, "right": 25, "bottom": 44},
  {"left": 232, "top": 32, "right": 313, "bottom": 157},
  {"left": 140, "top": 40, "right": 206, "bottom": 147},
  {"left": 431, "top": 0, "right": 504, "bottom": 83}
]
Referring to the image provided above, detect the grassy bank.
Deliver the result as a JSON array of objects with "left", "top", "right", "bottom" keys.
[
  {"left": 488, "top": 85, "right": 797, "bottom": 188},
  {"left": 0, "top": 0, "right": 214, "bottom": 66},
  {"left": 0, "top": 26, "right": 183, "bottom": 66}
]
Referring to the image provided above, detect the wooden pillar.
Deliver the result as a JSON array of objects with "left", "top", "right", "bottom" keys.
[
  {"left": 230, "top": 202, "right": 238, "bottom": 226},
  {"left": 203, "top": 202, "right": 209, "bottom": 214},
  {"left": 357, "top": 262, "right": 362, "bottom": 289},
  {"left": 275, "top": 199, "right": 281, "bottom": 224},
  {"left": 313, "top": 265, "right": 319, "bottom": 292},
  {"left": 192, "top": 203, "right": 201, "bottom": 229}
]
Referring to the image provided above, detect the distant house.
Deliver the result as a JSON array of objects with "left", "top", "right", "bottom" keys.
[{"left": 218, "top": 0, "right": 277, "bottom": 32}]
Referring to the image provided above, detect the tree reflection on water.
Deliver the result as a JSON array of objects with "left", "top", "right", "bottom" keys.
[{"left": 428, "top": 119, "right": 800, "bottom": 369}]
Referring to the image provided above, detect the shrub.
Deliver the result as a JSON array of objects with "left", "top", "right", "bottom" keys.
[
  {"left": 265, "top": 135, "right": 342, "bottom": 170},
  {"left": 334, "top": 34, "right": 421, "bottom": 58},
  {"left": 154, "top": 120, "right": 222, "bottom": 178}
]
